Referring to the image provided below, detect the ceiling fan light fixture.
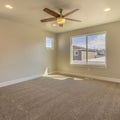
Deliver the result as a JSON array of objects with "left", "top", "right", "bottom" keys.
[{"left": 57, "top": 17, "right": 66, "bottom": 24}]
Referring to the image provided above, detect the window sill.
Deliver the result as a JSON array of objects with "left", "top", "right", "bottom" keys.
[{"left": 70, "top": 63, "right": 107, "bottom": 69}]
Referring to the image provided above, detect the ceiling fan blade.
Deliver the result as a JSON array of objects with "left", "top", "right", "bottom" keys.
[
  {"left": 63, "top": 9, "right": 79, "bottom": 17},
  {"left": 43, "top": 8, "right": 60, "bottom": 18},
  {"left": 59, "top": 24, "right": 63, "bottom": 27},
  {"left": 65, "top": 18, "right": 81, "bottom": 22},
  {"left": 40, "top": 17, "right": 56, "bottom": 22}
]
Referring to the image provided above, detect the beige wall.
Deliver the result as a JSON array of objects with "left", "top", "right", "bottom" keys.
[
  {"left": 0, "top": 18, "right": 56, "bottom": 82},
  {"left": 57, "top": 21, "right": 120, "bottom": 79},
  {"left": 1, "top": 17, "right": 120, "bottom": 83}
]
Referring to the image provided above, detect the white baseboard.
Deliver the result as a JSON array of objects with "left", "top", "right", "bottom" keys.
[
  {"left": 1, "top": 71, "right": 119, "bottom": 88},
  {"left": 0, "top": 74, "right": 41, "bottom": 88},
  {"left": 48, "top": 71, "right": 57, "bottom": 75},
  {"left": 57, "top": 71, "right": 120, "bottom": 83},
  {"left": 0, "top": 71, "right": 57, "bottom": 88}
]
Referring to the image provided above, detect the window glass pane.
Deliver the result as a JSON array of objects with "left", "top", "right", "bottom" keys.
[
  {"left": 71, "top": 36, "right": 86, "bottom": 64},
  {"left": 46, "top": 37, "right": 53, "bottom": 48},
  {"left": 87, "top": 33, "right": 106, "bottom": 65}
]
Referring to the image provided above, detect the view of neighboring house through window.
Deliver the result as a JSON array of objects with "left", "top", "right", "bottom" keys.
[
  {"left": 46, "top": 37, "right": 54, "bottom": 49},
  {"left": 71, "top": 33, "right": 106, "bottom": 65},
  {"left": 71, "top": 36, "right": 87, "bottom": 64},
  {"left": 88, "top": 33, "right": 106, "bottom": 65}
]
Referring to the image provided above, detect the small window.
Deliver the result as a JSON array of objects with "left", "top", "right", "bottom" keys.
[
  {"left": 71, "top": 32, "right": 106, "bottom": 66},
  {"left": 46, "top": 37, "right": 54, "bottom": 49}
]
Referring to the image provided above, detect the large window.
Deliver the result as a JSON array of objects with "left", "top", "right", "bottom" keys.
[{"left": 71, "top": 33, "right": 106, "bottom": 66}]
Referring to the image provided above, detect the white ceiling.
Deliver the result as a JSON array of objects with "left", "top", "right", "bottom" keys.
[{"left": 0, "top": 0, "right": 120, "bottom": 33}]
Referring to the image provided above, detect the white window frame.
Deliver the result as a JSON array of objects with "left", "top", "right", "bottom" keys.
[
  {"left": 46, "top": 37, "right": 54, "bottom": 49},
  {"left": 70, "top": 32, "right": 107, "bottom": 67}
]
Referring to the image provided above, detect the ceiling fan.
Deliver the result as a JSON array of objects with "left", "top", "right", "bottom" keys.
[{"left": 40, "top": 8, "right": 81, "bottom": 27}]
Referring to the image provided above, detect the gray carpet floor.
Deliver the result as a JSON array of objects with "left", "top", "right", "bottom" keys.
[{"left": 0, "top": 75, "right": 120, "bottom": 120}]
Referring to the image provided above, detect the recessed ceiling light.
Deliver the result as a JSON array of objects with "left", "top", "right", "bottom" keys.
[
  {"left": 104, "top": 8, "right": 111, "bottom": 12},
  {"left": 5, "top": 4, "right": 13, "bottom": 9}
]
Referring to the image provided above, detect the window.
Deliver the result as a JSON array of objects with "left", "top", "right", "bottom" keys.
[
  {"left": 46, "top": 37, "right": 54, "bottom": 49},
  {"left": 71, "top": 33, "right": 106, "bottom": 66},
  {"left": 71, "top": 36, "right": 87, "bottom": 64}
]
